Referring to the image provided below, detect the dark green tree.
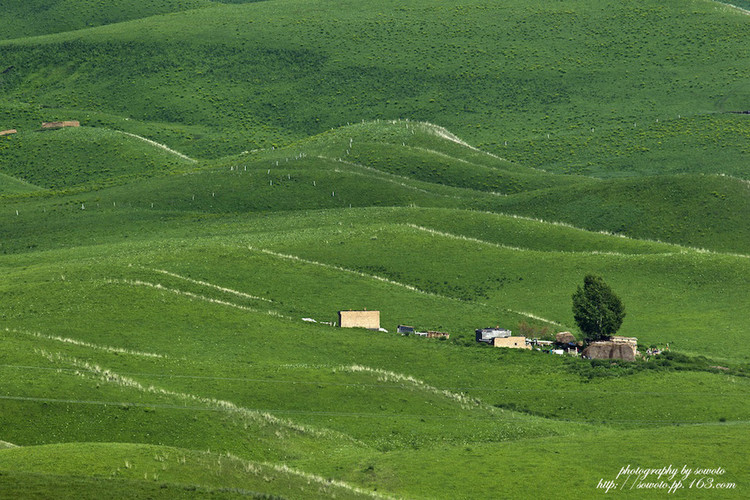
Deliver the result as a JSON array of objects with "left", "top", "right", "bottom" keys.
[{"left": 572, "top": 274, "right": 625, "bottom": 340}]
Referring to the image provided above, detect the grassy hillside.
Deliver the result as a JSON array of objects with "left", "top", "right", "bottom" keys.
[
  {"left": 491, "top": 173, "right": 750, "bottom": 254},
  {"left": 1, "top": 0, "right": 749, "bottom": 169},
  {"left": 0, "top": 443, "right": 380, "bottom": 499},
  {"left": 0, "top": 127, "right": 194, "bottom": 189},
  {"left": 1, "top": 0, "right": 749, "bottom": 498},
  {"left": 0, "top": 172, "right": 42, "bottom": 195},
  {"left": 2, "top": 120, "right": 746, "bottom": 256},
  {"left": 0, "top": 1, "right": 213, "bottom": 40},
  {"left": 499, "top": 113, "right": 750, "bottom": 179},
  {"left": 1, "top": 227, "right": 748, "bottom": 497}
]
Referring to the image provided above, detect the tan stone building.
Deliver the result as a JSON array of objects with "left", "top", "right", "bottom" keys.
[
  {"left": 338, "top": 310, "right": 380, "bottom": 330},
  {"left": 492, "top": 336, "right": 531, "bottom": 349}
]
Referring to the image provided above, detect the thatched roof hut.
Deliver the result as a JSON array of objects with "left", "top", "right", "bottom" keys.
[
  {"left": 555, "top": 331, "right": 576, "bottom": 344},
  {"left": 582, "top": 341, "right": 636, "bottom": 361}
]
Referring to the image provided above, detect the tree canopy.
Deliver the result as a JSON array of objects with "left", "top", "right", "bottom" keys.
[{"left": 572, "top": 274, "right": 625, "bottom": 340}]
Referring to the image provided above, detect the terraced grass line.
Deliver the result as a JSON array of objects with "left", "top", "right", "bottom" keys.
[
  {"left": 0, "top": 393, "right": 509, "bottom": 422},
  {"left": 37, "top": 349, "right": 354, "bottom": 441},
  {"left": 335, "top": 365, "right": 485, "bottom": 411},
  {"left": 715, "top": 1, "right": 750, "bottom": 16},
  {"left": 714, "top": 172, "right": 750, "bottom": 188},
  {"left": 405, "top": 223, "right": 667, "bottom": 257},
  {"left": 248, "top": 246, "right": 463, "bottom": 302},
  {"left": 9, "top": 362, "right": 740, "bottom": 396},
  {"left": 416, "top": 121, "right": 506, "bottom": 161},
  {"left": 330, "top": 167, "right": 438, "bottom": 196},
  {"left": 322, "top": 153, "right": 506, "bottom": 198},
  {"left": 0, "top": 394, "right": 226, "bottom": 413},
  {"left": 115, "top": 131, "right": 196, "bottom": 163},
  {"left": 3, "top": 327, "right": 166, "bottom": 359},
  {"left": 248, "top": 245, "right": 569, "bottom": 326},
  {"left": 404, "top": 223, "right": 538, "bottom": 254},
  {"left": 470, "top": 210, "right": 750, "bottom": 259},
  {"left": 255, "top": 461, "right": 399, "bottom": 500},
  {"left": 104, "top": 278, "right": 290, "bottom": 319},
  {"left": 1, "top": 391, "right": 744, "bottom": 426},
  {"left": 315, "top": 156, "right": 433, "bottom": 195},
  {"left": 148, "top": 268, "right": 274, "bottom": 303},
  {"left": 0, "top": 441, "right": 18, "bottom": 449},
  {"left": 507, "top": 309, "right": 563, "bottom": 327}
]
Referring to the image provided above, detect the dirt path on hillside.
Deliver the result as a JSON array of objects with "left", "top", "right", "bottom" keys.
[{"left": 116, "top": 131, "right": 196, "bottom": 163}]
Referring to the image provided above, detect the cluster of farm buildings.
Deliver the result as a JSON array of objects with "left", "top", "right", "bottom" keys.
[{"left": 337, "top": 309, "right": 647, "bottom": 361}]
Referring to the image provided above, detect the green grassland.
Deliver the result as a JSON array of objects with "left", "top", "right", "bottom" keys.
[
  {"left": 1, "top": 0, "right": 750, "bottom": 165},
  {"left": 0, "top": 443, "right": 380, "bottom": 499},
  {"left": 0, "top": 172, "right": 42, "bottom": 195},
  {"left": 0, "top": 228, "right": 748, "bottom": 497},
  {"left": 0, "top": 1, "right": 217, "bottom": 40},
  {"left": 1, "top": 118, "right": 748, "bottom": 497},
  {"left": 1, "top": 0, "right": 749, "bottom": 498},
  {"left": 0, "top": 126, "right": 193, "bottom": 189}
]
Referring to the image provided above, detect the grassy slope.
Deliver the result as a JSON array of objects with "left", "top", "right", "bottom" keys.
[
  {"left": 1, "top": 1, "right": 749, "bottom": 497},
  {"left": 0, "top": 234, "right": 747, "bottom": 497},
  {"left": 2, "top": 213, "right": 748, "bottom": 409},
  {"left": 0, "top": 443, "right": 379, "bottom": 500},
  {"left": 0, "top": 0, "right": 749, "bottom": 170},
  {"left": 2, "top": 425, "right": 747, "bottom": 500},
  {"left": 490, "top": 173, "right": 750, "bottom": 254},
  {"left": 0, "top": 426, "right": 747, "bottom": 500},
  {"left": 0, "top": 120, "right": 747, "bottom": 357},
  {"left": 0, "top": 127, "right": 194, "bottom": 189},
  {"left": 1, "top": 179, "right": 748, "bottom": 495},
  {"left": 322, "top": 423, "right": 750, "bottom": 499},
  {"left": 0, "top": 172, "right": 42, "bottom": 195},
  {"left": 0, "top": 0, "right": 213, "bottom": 40},
  {"left": 502, "top": 113, "right": 750, "bottom": 179},
  {"left": 2, "top": 120, "right": 747, "bottom": 254}
]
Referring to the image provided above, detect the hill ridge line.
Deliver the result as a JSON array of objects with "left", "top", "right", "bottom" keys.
[
  {"left": 148, "top": 268, "right": 274, "bottom": 303},
  {"left": 713, "top": 1, "right": 750, "bottom": 16},
  {"left": 318, "top": 155, "right": 503, "bottom": 198},
  {"left": 254, "top": 460, "right": 399, "bottom": 500},
  {"left": 247, "top": 246, "right": 464, "bottom": 301},
  {"left": 404, "top": 223, "right": 661, "bottom": 257},
  {"left": 248, "top": 246, "right": 565, "bottom": 326},
  {"left": 416, "top": 121, "right": 508, "bottom": 161},
  {"left": 4, "top": 327, "right": 166, "bottom": 359},
  {"left": 115, "top": 131, "right": 196, "bottom": 163},
  {"left": 466, "top": 210, "right": 750, "bottom": 258},
  {"left": 37, "top": 349, "right": 358, "bottom": 442},
  {"left": 315, "top": 156, "right": 434, "bottom": 195},
  {"left": 104, "top": 278, "right": 289, "bottom": 318},
  {"left": 336, "top": 364, "right": 490, "bottom": 412}
]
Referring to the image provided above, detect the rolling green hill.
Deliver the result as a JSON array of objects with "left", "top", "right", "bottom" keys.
[
  {"left": 0, "top": 172, "right": 42, "bottom": 195},
  {"left": 0, "top": 126, "right": 194, "bottom": 189},
  {"left": 0, "top": 0, "right": 214, "bottom": 40},
  {"left": 0, "top": 443, "right": 382, "bottom": 499},
  {"left": 1, "top": 0, "right": 749, "bottom": 168},
  {"left": 1, "top": 0, "right": 749, "bottom": 498},
  {"left": 491, "top": 173, "right": 750, "bottom": 254}
]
